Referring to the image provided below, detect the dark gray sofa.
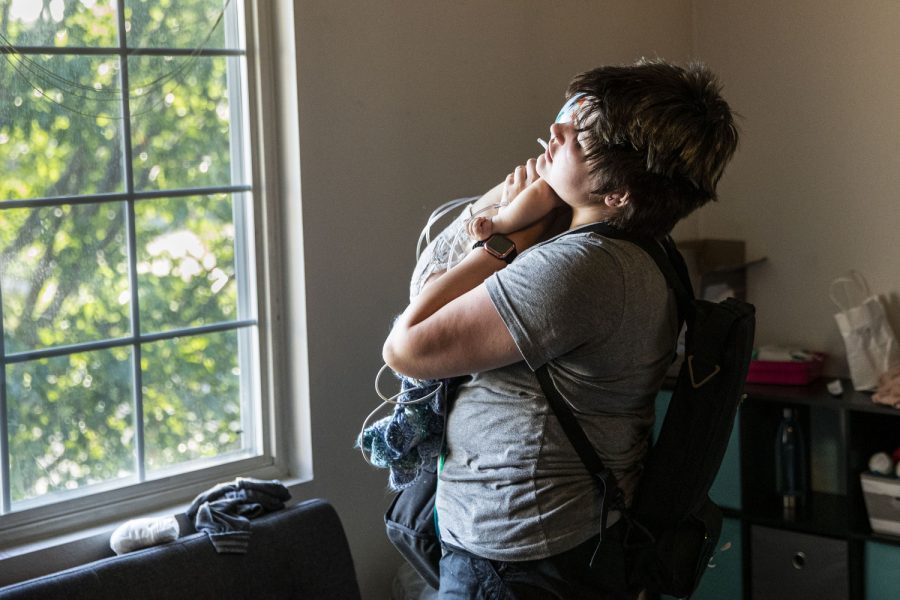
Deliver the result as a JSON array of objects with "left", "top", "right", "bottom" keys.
[{"left": 0, "top": 498, "right": 361, "bottom": 600}]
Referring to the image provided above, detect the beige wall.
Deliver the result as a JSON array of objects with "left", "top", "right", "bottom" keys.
[
  {"left": 693, "top": 0, "right": 900, "bottom": 376},
  {"left": 287, "top": 1, "right": 900, "bottom": 595},
  {"left": 287, "top": 1, "right": 693, "bottom": 596},
  {"left": 290, "top": 0, "right": 900, "bottom": 595}
]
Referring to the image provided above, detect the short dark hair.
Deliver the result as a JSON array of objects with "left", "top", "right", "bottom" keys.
[{"left": 567, "top": 59, "right": 739, "bottom": 238}]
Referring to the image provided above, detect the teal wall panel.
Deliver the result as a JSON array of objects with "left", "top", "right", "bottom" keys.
[
  {"left": 866, "top": 541, "right": 900, "bottom": 600},
  {"left": 710, "top": 411, "right": 741, "bottom": 509},
  {"left": 653, "top": 390, "right": 673, "bottom": 440}
]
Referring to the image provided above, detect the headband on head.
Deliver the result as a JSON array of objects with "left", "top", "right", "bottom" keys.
[{"left": 555, "top": 93, "right": 587, "bottom": 124}]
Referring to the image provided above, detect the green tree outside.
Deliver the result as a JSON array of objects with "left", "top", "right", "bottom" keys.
[{"left": 0, "top": 0, "right": 252, "bottom": 508}]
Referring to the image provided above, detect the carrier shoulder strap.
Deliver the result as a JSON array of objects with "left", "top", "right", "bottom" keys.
[
  {"left": 535, "top": 365, "right": 622, "bottom": 520},
  {"left": 534, "top": 222, "right": 692, "bottom": 514},
  {"left": 575, "top": 223, "right": 729, "bottom": 385},
  {"left": 535, "top": 366, "right": 608, "bottom": 479},
  {"left": 572, "top": 222, "right": 696, "bottom": 320}
]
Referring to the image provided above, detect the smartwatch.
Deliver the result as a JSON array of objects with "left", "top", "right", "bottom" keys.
[{"left": 473, "top": 234, "right": 518, "bottom": 264}]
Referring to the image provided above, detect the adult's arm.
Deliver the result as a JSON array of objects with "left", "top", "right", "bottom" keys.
[{"left": 383, "top": 179, "right": 565, "bottom": 380}]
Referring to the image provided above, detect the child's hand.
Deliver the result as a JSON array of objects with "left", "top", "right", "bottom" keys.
[{"left": 466, "top": 215, "right": 494, "bottom": 241}]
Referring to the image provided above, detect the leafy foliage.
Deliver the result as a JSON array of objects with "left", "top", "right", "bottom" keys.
[{"left": 0, "top": 0, "right": 252, "bottom": 508}]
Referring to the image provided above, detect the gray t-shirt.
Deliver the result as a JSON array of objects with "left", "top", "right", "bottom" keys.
[{"left": 435, "top": 225, "right": 678, "bottom": 562}]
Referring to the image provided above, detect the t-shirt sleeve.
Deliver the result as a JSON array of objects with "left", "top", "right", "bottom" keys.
[{"left": 485, "top": 235, "right": 626, "bottom": 370}]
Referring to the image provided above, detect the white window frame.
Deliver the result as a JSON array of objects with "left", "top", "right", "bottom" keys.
[{"left": 0, "top": 0, "right": 310, "bottom": 571}]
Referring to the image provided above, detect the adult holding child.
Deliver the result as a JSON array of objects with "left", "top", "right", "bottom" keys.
[{"left": 383, "top": 59, "right": 739, "bottom": 599}]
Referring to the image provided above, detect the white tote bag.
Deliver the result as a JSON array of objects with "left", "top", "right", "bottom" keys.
[{"left": 830, "top": 271, "right": 900, "bottom": 391}]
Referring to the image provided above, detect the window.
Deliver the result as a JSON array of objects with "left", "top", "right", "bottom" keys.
[{"left": 0, "top": 0, "right": 286, "bottom": 541}]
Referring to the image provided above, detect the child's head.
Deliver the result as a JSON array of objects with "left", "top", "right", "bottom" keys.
[{"left": 566, "top": 59, "right": 739, "bottom": 237}]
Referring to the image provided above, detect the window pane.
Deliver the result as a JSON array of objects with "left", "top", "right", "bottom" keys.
[
  {"left": 0, "top": 0, "right": 260, "bottom": 520},
  {"left": 0, "top": 0, "right": 119, "bottom": 48},
  {"left": 125, "top": 0, "right": 236, "bottom": 50},
  {"left": 0, "top": 54, "right": 124, "bottom": 201},
  {"left": 135, "top": 194, "right": 237, "bottom": 333},
  {"left": 0, "top": 202, "right": 131, "bottom": 354},
  {"left": 7, "top": 347, "right": 135, "bottom": 508},
  {"left": 142, "top": 330, "right": 247, "bottom": 474},
  {"left": 130, "top": 56, "right": 239, "bottom": 191}
]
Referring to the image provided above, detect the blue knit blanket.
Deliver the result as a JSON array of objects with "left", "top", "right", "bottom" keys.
[{"left": 359, "top": 374, "right": 459, "bottom": 490}]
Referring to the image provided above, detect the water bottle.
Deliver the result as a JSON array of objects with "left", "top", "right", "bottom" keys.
[{"left": 775, "top": 407, "right": 808, "bottom": 517}]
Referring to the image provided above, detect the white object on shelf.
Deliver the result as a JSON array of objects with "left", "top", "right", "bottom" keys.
[
  {"left": 869, "top": 451, "right": 894, "bottom": 476},
  {"left": 827, "top": 379, "right": 844, "bottom": 396}
]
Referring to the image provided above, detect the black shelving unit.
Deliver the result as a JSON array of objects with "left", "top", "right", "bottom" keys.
[{"left": 737, "top": 379, "right": 900, "bottom": 599}]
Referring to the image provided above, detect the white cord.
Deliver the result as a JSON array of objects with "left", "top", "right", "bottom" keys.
[
  {"left": 358, "top": 364, "right": 444, "bottom": 467},
  {"left": 416, "top": 197, "right": 473, "bottom": 260},
  {"left": 415, "top": 196, "right": 508, "bottom": 273}
]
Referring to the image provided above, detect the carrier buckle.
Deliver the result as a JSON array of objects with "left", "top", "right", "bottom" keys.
[{"left": 688, "top": 355, "right": 720, "bottom": 388}]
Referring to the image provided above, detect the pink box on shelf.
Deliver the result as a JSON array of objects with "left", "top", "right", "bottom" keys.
[{"left": 746, "top": 353, "right": 826, "bottom": 385}]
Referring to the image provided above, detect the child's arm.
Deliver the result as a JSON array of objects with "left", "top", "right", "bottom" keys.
[
  {"left": 467, "top": 158, "right": 564, "bottom": 240},
  {"left": 468, "top": 178, "right": 564, "bottom": 240},
  {"left": 493, "top": 181, "right": 564, "bottom": 233}
]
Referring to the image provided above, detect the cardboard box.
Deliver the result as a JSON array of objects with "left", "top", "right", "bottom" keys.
[
  {"left": 677, "top": 239, "right": 758, "bottom": 301},
  {"left": 860, "top": 472, "right": 900, "bottom": 536}
]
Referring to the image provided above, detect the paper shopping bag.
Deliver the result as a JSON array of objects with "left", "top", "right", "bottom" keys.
[{"left": 830, "top": 271, "right": 900, "bottom": 391}]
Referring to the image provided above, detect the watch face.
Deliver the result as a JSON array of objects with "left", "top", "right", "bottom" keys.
[{"left": 486, "top": 235, "right": 515, "bottom": 257}]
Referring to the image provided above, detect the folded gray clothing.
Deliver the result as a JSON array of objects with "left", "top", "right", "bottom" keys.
[{"left": 185, "top": 477, "right": 291, "bottom": 554}]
